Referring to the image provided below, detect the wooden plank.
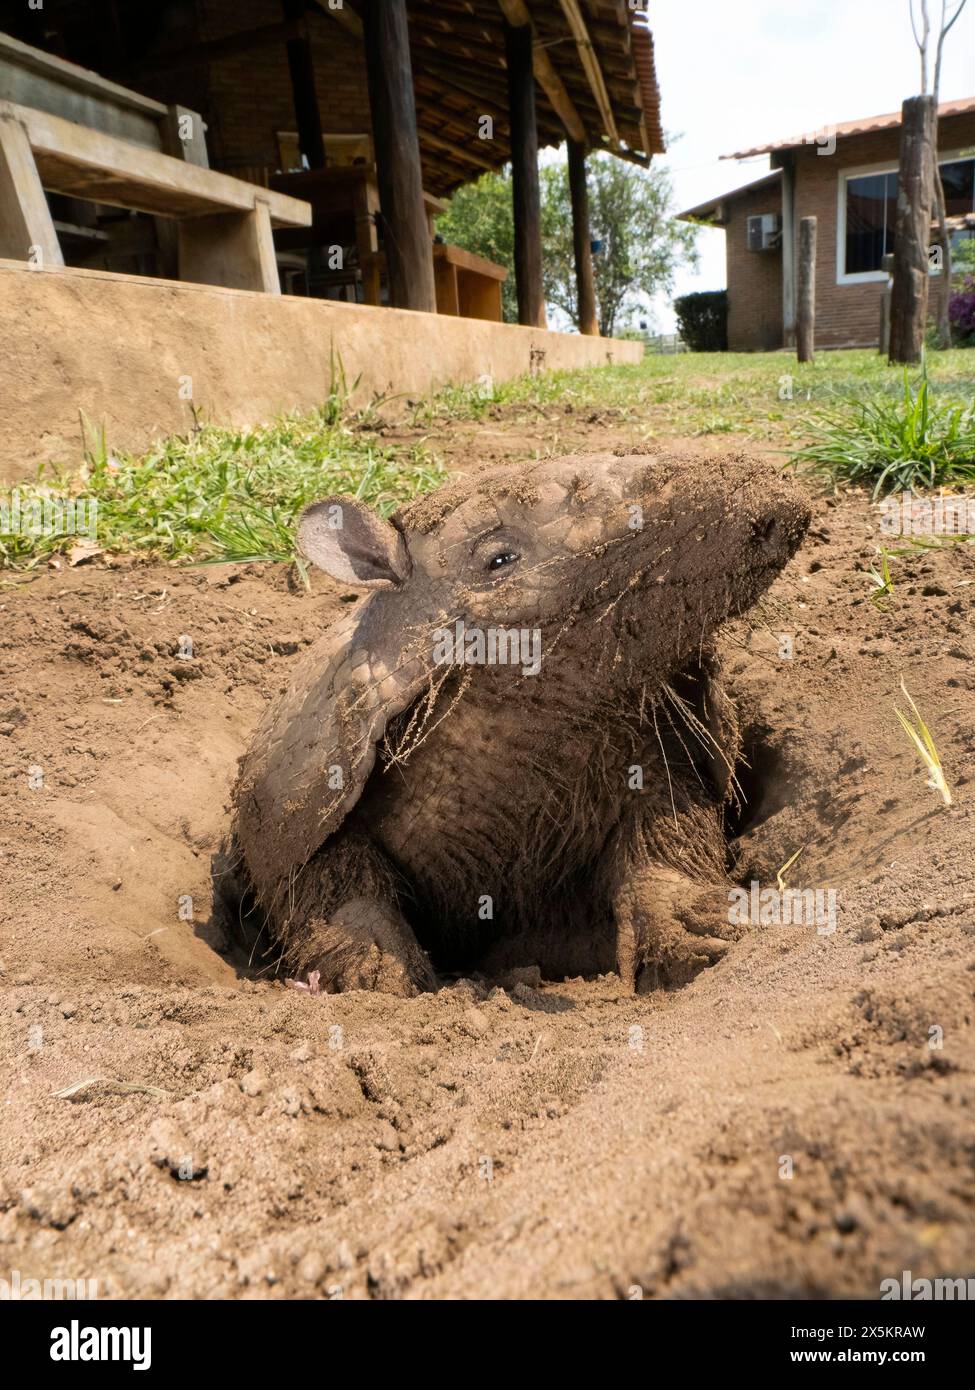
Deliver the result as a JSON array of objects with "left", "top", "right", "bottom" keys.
[
  {"left": 435, "top": 242, "right": 508, "bottom": 279},
  {"left": 417, "top": 123, "right": 498, "bottom": 171},
  {"left": 503, "top": 17, "right": 545, "bottom": 327},
  {"left": 457, "top": 267, "right": 504, "bottom": 321},
  {"left": 558, "top": 0, "right": 619, "bottom": 145},
  {"left": 0, "top": 100, "right": 311, "bottom": 227},
  {"left": 161, "top": 106, "right": 209, "bottom": 168},
  {"left": 434, "top": 253, "right": 461, "bottom": 316},
  {"left": 0, "top": 32, "right": 166, "bottom": 154},
  {"left": 360, "top": 0, "right": 437, "bottom": 313},
  {"left": 0, "top": 113, "right": 63, "bottom": 268},
  {"left": 178, "top": 200, "right": 281, "bottom": 294}
]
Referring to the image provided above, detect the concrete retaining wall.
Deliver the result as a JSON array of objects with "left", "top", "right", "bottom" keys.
[{"left": 0, "top": 261, "right": 642, "bottom": 480}]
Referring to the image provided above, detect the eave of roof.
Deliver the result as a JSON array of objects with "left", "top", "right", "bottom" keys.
[
  {"left": 394, "top": 0, "right": 665, "bottom": 196},
  {"left": 677, "top": 168, "right": 781, "bottom": 224},
  {"left": 722, "top": 94, "right": 975, "bottom": 160}
]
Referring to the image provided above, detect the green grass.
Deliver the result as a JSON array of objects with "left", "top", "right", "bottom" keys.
[
  {"left": 789, "top": 367, "right": 975, "bottom": 497},
  {"left": 2, "top": 346, "right": 973, "bottom": 571},
  {"left": 0, "top": 410, "right": 442, "bottom": 572}
]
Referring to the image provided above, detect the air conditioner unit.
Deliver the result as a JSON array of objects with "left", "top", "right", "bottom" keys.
[{"left": 747, "top": 213, "right": 781, "bottom": 251}]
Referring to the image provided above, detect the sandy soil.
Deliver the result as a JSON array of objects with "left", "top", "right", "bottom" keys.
[{"left": 1, "top": 411, "right": 973, "bottom": 1300}]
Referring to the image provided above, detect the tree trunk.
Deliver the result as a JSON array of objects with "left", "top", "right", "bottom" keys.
[
  {"left": 932, "top": 166, "right": 952, "bottom": 347},
  {"left": 503, "top": 17, "right": 546, "bottom": 328},
  {"left": 567, "top": 140, "right": 598, "bottom": 335},
  {"left": 889, "top": 95, "right": 937, "bottom": 364},
  {"left": 796, "top": 216, "right": 817, "bottom": 363},
  {"left": 360, "top": 0, "right": 437, "bottom": 314}
]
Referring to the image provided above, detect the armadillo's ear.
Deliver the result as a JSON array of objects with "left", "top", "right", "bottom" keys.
[{"left": 297, "top": 498, "right": 411, "bottom": 587}]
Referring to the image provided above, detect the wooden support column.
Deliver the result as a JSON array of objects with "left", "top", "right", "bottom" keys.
[
  {"left": 796, "top": 215, "right": 817, "bottom": 363},
  {"left": 779, "top": 153, "right": 796, "bottom": 348},
  {"left": 568, "top": 139, "right": 598, "bottom": 336},
  {"left": 503, "top": 16, "right": 545, "bottom": 328},
  {"left": 889, "top": 95, "right": 936, "bottom": 365},
  {"left": 0, "top": 114, "right": 63, "bottom": 268},
  {"left": 359, "top": 0, "right": 437, "bottom": 313},
  {"left": 178, "top": 199, "right": 281, "bottom": 293},
  {"left": 282, "top": 0, "right": 326, "bottom": 170}
]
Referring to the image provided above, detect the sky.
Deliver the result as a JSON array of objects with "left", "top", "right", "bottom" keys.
[{"left": 646, "top": 0, "right": 975, "bottom": 331}]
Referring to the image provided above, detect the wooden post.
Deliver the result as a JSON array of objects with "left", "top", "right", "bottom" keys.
[
  {"left": 178, "top": 200, "right": 281, "bottom": 293},
  {"left": 0, "top": 114, "right": 63, "bottom": 268},
  {"left": 567, "top": 139, "right": 598, "bottom": 336},
  {"left": 779, "top": 154, "right": 796, "bottom": 348},
  {"left": 503, "top": 16, "right": 546, "bottom": 328},
  {"left": 796, "top": 215, "right": 817, "bottom": 363},
  {"left": 879, "top": 251, "right": 894, "bottom": 354},
  {"left": 889, "top": 95, "right": 937, "bottom": 365},
  {"left": 282, "top": 0, "right": 326, "bottom": 170},
  {"left": 360, "top": 0, "right": 437, "bottom": 313},
  {"left": 161, "top": 106, "right": 209, "bottom": 168},
  {"left": 352, "top": 173, "right": 382, "bottom": 307}
]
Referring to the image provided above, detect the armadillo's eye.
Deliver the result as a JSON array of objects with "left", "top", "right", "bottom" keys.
[{"left": 486, "top": 550, "right": 520, "bottom": 572}]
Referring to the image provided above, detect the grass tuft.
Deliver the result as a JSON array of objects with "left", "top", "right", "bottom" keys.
[
  {"left": 894, "top": 678, "right": 952, "bottom": 807},
  {"left": 790, "top": 367, "right": 975, "bottom": 498}
]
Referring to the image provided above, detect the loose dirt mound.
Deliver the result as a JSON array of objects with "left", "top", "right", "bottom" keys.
[{"left": 1, "top": 447, "right": 973, "bottom": 1299}]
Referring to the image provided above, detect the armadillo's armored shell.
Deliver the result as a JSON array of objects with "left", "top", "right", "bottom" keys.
[{"left": 233, "top": 599, "right": 429, "bottom": 912}]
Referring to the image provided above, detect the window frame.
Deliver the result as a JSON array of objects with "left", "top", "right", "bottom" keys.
[{"left": 835, "top": 149, "right": 974, "bottom": 285}]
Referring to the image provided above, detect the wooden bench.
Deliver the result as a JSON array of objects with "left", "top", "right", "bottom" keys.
[
  {"left": 433, "top": 242, "right": 507, "bottom": 322},
  {"left": 0, "top": 97, "right": 311, "bottom": 293}
]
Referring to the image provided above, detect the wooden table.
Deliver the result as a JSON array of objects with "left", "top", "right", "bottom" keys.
[{"left": 271, "top": 165, "right": 507, "bottom": 319}]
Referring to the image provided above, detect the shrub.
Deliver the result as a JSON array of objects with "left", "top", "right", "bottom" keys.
[
  {"left": 948, "top": 273, "right": 975, "bottom": 345},
  {"left": 673, "top": 290, "right": 728, "bottom": 352}
]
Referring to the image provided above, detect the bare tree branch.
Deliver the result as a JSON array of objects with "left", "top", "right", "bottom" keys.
[
  {"left": 933, "top": 0, "right": 968, "bottom": 100},
  {"left": 909, "top": 0, "right": 931, "bottom": 92}
]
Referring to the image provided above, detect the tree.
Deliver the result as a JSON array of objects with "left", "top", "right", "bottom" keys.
[
  {"left": 540, "top": 152, "right": 697, "bottom": 337},
  {"left": 908, "top": 0, "right": 969, "bottom": 347},
  {"left": 436, "top": 152, "right": 698, "bottom": 336}
]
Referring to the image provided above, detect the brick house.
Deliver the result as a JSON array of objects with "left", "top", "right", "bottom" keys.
[{"left": 679, "top": 98, "right": 975, "bottom": 351}]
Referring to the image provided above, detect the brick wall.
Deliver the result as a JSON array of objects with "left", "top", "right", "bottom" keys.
[
  {"left": 174, "top": 0, "right": 371, "bottom": 173},
  {"left": 724, "top": 184, "right": 783, "bottom": 350},
  {"left": 723, "top": 111, "right": 975, "bottom": 351}
]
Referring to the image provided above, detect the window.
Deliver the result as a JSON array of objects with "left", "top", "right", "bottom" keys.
[
  {"left": 845, "top": 170, "right": 897, "bottom": 275},
  {"left": 940, "top": 157, "right": 975, "bottom": 217},
  {"left": 839, "top": 155, "right": 975, "bottom": 282}
]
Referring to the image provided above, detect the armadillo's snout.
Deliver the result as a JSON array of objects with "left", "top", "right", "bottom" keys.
[{"left": 748, "top": 486, "right": 810, "bottom": 570}]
